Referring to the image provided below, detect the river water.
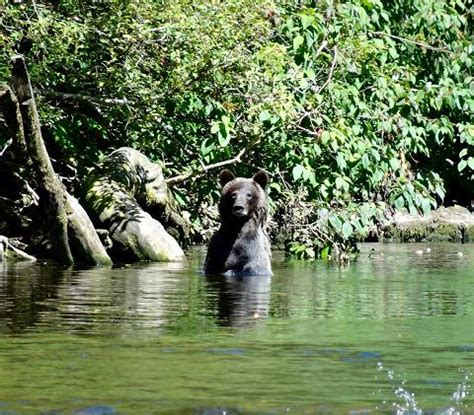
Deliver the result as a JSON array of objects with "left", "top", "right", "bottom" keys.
[{"left": 0, "top": 243, "right": 472, "bottom": 414}]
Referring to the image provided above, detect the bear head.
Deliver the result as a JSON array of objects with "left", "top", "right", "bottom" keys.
[{"left": 218, "top": 169, "right": 269, "bottom": 225}]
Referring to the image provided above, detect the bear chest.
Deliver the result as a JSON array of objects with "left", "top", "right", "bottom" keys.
[{"left": 223, "top": 230, "right": 270, "bottom": 274}]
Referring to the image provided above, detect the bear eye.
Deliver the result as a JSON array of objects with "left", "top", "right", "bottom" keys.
[
  {"left": 231, "top": 192, "right": 237, "bottom": 199},
  {"left": 246, "top": 193, "right": 252, "bottom": 199}
]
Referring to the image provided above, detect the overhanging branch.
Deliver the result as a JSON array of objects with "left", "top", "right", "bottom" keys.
[
  {"left": 371, "top": 31, "right": 451, "bottom": 53},
  {"left": 165, "top": 126, "right": 278, "bottom": 185},
  {"left": 36, "top": 89, "right": 131, "bottom": 107}
]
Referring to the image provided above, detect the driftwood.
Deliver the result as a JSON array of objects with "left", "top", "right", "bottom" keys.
[
  {"left": 6, "top": 55, "right": 112, "bottom": 266},
  {"left": 85, "top": 147, "right": 186, "bottom": 262},
  {"left": 0, "top": 236, "right": 36, "bottom": 262}
]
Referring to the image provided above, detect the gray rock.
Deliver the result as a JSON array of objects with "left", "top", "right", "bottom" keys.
[{"left": 383, "top": 205, "right": 474, "bottom": 242}]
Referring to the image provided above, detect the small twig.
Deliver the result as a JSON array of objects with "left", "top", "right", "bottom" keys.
[
  {"left": 166, "top": 126, "right": 278, "bottom": 185},
  {"left": 371, "top": 31, "right": 451, "bottom": 53},
  {"left": 31, "top": 0, "right": 39, "bottom": 16},
  {"left": 317, "top": 46, "right": 338, "bottom": 94},
  {"left": 0, "top": 139, "right": 13, "bottom": 157},
  {"left": 291, "top": 122, "right": 320, "bottom": 136},
  {"left": 276, "top": 169, "right": 291, "bottom": 191},
  {"left": 314, "top": 40, "right": 328, "bottom": 60}
]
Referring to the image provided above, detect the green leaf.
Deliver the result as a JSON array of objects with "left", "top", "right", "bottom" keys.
[
  {"left": 389, "top": 157, "right": 400, "bottom": 171},
  {"left": 342, "top": 222, "right": 353, "bottom": 239},
  {"left": 435, "top": 186, "right": 445, "bottom": 200},
  {"left": 372, "top": 170, "right": 384, "bottom": 184},
  {"left": 221, "top": 115, "right": 231, "bottom": 127},
  {"left": 269, "top": 182, "right": 282, "bottom": 193},
  {"left": 389, "top": 48, "right": 399, "bottom": 60},
  {"left": 210, "top": 122, "right": 219, "bottom": 134},
  {"left": 335, "top": 176, "right": 345, "bottom": 190},
  {"left": 329, "top": 215, "right": 343, "bottom": 231},
  {"left": 468, "top": 157, "right": 474, "bottom": 170},
  {"left": 352, "top": 124, "right": 362, "bottom": 135},
  {"left": 306, "top": 68, "right": 316, "bottom": 79},
  {"left": 421, "top": 198, "right": 431, "bottom": 215},
  {"left": 292, "top": 164, "right": 305, "bottom": 181},
  {"left": 200, "top": 138, "right": 215, "bottom": 156},
  {"left": 293, "top": 35, "right": 304, "bottom": 50},
  {"left": 458, "top": 159, "right": 467, "bottom": 172},
  {"left": 361, "top": 153, "right": 369, "bottom": 169},
  {"left": 259, "top": 110, "right": 271, "bottom": 122},
  {"left": 218, "top": 124, "right": 230, "bottom": 147},
  {"left": 320, "top": 246, "right": 330, "bottom": 260},
  {"left": 394, "top": 195, "right": 405, "bottom": 210},
  {"left": 301, "top": 14, "right": 314, "bottom": 29}
]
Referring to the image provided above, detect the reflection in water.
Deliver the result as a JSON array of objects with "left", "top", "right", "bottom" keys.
[
  {"left": 44, "top": 261, "right": 194, "bottom": 333},
  {"left": 0, "top": 244, "right": 472, "bottom": 334},
  {"left": 0, "top": 261, "right": 65, "bottom": 333},
  {"left": 270, "top": 243, "right": 471, "bottom": 321},
  {"left": 205, "top": 274, "right": 271, "bottom": 327},
  {"left": 0, "top": 261, "right": 193, "bottom": 334}
]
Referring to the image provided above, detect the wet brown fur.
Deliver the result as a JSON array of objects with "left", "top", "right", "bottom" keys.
[{"left": 204, "top": 170, "right": 272, "bottom": 276}]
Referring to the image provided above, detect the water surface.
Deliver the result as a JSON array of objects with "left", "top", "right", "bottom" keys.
[{"left": 0, "top": 243, "right": 473, "bottom": 414}]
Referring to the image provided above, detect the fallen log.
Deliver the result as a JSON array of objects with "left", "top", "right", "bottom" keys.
[{"left": 0, "top": 236, "right": 36, "bottom": 262}]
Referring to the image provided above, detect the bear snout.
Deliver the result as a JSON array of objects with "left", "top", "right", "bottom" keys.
[{"left": 232, "top": 205, "right": 247, "bottom": 217}]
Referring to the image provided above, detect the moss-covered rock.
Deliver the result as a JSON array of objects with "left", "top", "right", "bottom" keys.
[
  {"left": 85, "top": 147, "right": 186, "bottom": 262},
  {"left": 465, "top": 224, "right": 474, "bottom": 242},
  {"left": 383, "top": 205, "right": 474, "bottom": 243}
]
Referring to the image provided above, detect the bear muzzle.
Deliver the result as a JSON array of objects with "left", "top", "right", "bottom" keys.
[{"left": 232, "top": 205, "right": 248, "bottom": 217}]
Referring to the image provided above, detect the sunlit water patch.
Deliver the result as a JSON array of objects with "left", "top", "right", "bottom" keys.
[{"left": 0, "top": 243, "right": 473, "bottom": 414}]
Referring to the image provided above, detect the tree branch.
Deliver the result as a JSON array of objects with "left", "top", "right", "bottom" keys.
[
  {"left": 371, "top": 31, "right": 451, "bottom": 53},
  {"left": 36, "top": 89, "right": 132, "bottom": 107},
  {"left": 291, "top": 122, "right": 320, "bottom": 136},
  {"left": 165, "top": 127, "right": 277, "bottom": 185},
  {"left": 317, "top": 46, "right": 338, "bottom": 94}
]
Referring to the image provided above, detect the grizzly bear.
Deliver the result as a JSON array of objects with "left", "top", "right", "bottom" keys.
[{"left": 204, "top": 169, "right": 272, "bottom": 276}]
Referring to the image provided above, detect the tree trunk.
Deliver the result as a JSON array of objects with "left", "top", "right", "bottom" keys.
[
  {"left": 0, "top": 85, "right": 28, "bottom": 162},
  {"left": 11, "top": 56, "right": 73, "bottom": 265},
  {"left": 10, "top": 55, "right": 112, "bottom": 266}
]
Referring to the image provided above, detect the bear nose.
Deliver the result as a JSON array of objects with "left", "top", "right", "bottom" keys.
[{"left": 232, "top": 205, "right": 245, "bottom": 215}]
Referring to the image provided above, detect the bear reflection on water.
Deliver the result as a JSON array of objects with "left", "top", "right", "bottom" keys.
[
  {"left": 206, "top": 273, "right": 271, "bottom": 328},
  {"left": 204, "top": 169, "right": 272, "bottom": 277}
]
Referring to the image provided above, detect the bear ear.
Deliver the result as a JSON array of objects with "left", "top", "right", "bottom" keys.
[
  {"left": 253, "top": 170, "right": 269, "bottom": 190},
  {"left": 219, "top": 169, "right": 235, "bottom": 187}
]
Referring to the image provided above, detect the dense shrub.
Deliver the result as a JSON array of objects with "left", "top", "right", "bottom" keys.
[{"left": 1, "top": 0, "right": 472, "bottom": 259}]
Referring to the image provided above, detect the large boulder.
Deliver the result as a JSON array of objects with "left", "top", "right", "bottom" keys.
[{"left": 383, "top": 205, "right": 474, "bottom": 243}]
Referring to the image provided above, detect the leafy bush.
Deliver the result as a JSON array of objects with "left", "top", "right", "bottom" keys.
[{"left": 1, "top": 0, "right": 472, "bottom": 260}]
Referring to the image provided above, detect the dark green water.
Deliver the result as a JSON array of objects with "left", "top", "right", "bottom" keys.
[{"left": 0, "top": 243, "right": 473, "bottom": 414}]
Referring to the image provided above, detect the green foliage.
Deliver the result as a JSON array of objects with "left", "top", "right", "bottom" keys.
[
  {"left": 0, "top": 0, "right": 472, "bottom": 260},
  {"left": 271, "top": 0, "right": 473, "bottom": 258}
]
